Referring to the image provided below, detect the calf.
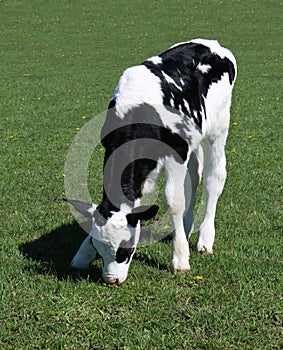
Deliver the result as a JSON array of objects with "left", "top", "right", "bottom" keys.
[{"left": 69, "top": 38, "right": 237, "bottom": 285}]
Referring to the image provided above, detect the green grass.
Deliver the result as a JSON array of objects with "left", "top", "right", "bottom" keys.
[{"left": 0, "top": 0, "right": 282, "bottom": 349}]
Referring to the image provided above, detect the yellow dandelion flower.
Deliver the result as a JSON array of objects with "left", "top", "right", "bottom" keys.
[
  {"left": 163, "top": 224, "right": 171, "bottom": 230},
  {"left": 75, "top": 127, "right": 81, "bottom": 131},
  {"left": 81, "top": 115, "right": 87, "bottom": 119},
  {"left": 232, "top": 122, "right": 238, "bottom": 126},
  {"left": 99, "top": 147, "right": 104, "bottom": 152},
  {"left": 195, "top": 275, "right": 203, "bottom": 281},
  {"left": 9, "top": 135, "right": 15, "bottom": 139},
  {"left": 61, "top": 173, "right": 66, "bottom": 177}
]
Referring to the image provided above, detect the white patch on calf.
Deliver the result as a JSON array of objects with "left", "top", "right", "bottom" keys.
[
  {"left": 147, "top": 56, "right": 162, "bottom": 65},
  {"left": 114, "top": 65, "right": 163, "bottom": 119},
  {"left": 162, "top": 71, "right": 182, "bottom": 91},
  {"left": 203, "top": 73, "right": 234, "bottom": 138},
  {"left": 197, "top": 63, "right": 211, "bottom": 74}
]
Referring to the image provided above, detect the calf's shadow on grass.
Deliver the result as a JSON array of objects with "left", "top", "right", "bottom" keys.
[
  {"left": 19, "top": 222, "right": 175, "bottom": 282},
  {"left": 19, "top": 222, "right": 103, "bottom": 283}
]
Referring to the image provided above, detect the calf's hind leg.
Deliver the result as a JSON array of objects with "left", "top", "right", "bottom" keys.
[{"left": 197, "top": 134, "right": 228, "bottom": 254}]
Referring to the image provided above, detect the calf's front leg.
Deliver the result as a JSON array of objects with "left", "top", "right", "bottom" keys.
[
  {"left": 71, "top": 235, "right": 97, "bottom": 270},
  {"left": 164, "top": 158, "right": 190, "bottom": 272}
]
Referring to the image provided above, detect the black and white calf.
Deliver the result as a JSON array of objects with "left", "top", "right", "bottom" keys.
[{"left": 69, "top": 39, "right": 237, "bottom": 285}]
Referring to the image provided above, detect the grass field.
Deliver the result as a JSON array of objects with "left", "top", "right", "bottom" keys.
[{"left": 0, "top": 0, "right": 282, "bottom": 349}]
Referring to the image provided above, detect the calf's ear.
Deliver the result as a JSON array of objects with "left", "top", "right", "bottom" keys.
[
  {"left": 64, "top": 199, "right": 96, "bottom": 218},
  {"left": 126, "top": 205, "right": 159, "bottom": 227}
]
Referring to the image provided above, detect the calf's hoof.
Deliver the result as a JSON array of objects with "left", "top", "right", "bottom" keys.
[
  {"left": 197, "top": 244, "right": 213, "bottom": 255},
  {"left": 171, "top": 258, "right": 190, "bottom": 274}
]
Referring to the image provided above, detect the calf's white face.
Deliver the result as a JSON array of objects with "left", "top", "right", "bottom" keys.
[
  {"left": 69, "top": 200, "right": 158, "bottom": 284},
  {"left": 91, "top": 210, "right": 139, "bottom": 285}
]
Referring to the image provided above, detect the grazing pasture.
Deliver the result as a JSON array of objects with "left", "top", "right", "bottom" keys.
[{"left": 0, "top": 0, "right": 282, "bottom": 349}]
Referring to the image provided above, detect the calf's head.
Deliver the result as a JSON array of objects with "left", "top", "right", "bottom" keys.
[{"left": 68, "top": 200, "right": 158, "bottom": 284}]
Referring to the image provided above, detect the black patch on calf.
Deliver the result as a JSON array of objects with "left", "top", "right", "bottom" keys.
[
  {"left": 100, "top": 103, "right": 188, "bottom": 207},
  {"left": 108, "top": 99, "right": 116, "bottom": 109},
  {"left": 126, "top": 205, "right": 159, "bottom": 227},
  {"left": 143, "top": 42, "right": 236, "bottom": 130},
  {"left": 115, "top": 240, "right": 135, "bottom": 264}
]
